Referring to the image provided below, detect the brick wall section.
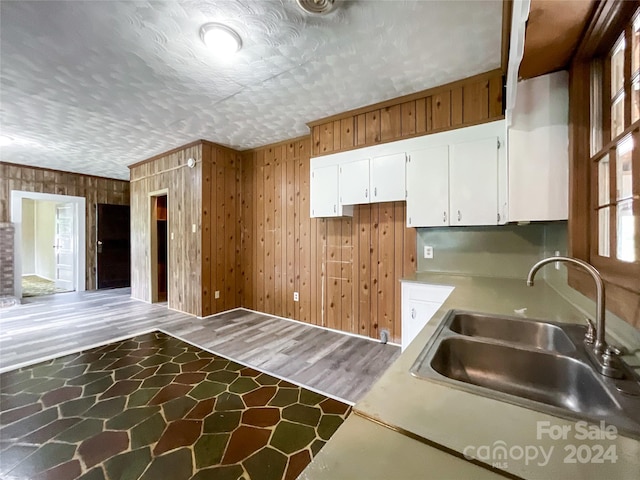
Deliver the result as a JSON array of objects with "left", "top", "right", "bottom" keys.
[{"left": 0, "top": 223, "right": 14, "bottom": 298}]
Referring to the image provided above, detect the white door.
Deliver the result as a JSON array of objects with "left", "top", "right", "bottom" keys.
[
  {"left": 449, "top": 137, "right": 499, "bottom": 226},
  {"left": 406, "top": 146, "right": 450, "bottom": 227},
  {"left": 310, "top": 165, "right": 340, "bottom": 217},
  {"left": 54, "top": 203, "right": 75, "bottom": 291},
  {"left": 371, "top": 152, "right": 406, "bottom": 202},
  {"left": 339, "top": 158, "right": 370, "bottom": 205}
]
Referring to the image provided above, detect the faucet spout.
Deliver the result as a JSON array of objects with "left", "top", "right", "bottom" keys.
[{"left": 527, "top": 256, "right": 606, "bottom": 354}]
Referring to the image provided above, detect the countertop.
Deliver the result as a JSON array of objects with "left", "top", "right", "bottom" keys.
[{"left": 301, "top": 273, "right": 640, "bottom": 479}]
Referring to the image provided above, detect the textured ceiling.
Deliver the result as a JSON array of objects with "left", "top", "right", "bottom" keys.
[{"left": 0, "top": 0, "right": 502, "bottom": 180}]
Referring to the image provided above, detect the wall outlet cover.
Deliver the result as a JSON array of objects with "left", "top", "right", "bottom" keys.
[
  {"left": 293, "top": 292, "right": 299, "bottom": 302},
  {"left": 214, "top": 290, "right": 220, "bottom": 299},
  {"left": 424, "top": 245, "right": 434, "bottom": 259}
]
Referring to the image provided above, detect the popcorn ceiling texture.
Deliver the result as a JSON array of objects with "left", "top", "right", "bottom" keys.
[{"left": 0, "top": 0, "right": 501, "bottom": 180}]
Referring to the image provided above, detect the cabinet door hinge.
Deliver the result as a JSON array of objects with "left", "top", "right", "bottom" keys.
[
  {"left": 497, "top": 212, "right": 501, "bottom": 222},
  {"left": 497, "top": 139, "right": 501, "bottom": 149}
]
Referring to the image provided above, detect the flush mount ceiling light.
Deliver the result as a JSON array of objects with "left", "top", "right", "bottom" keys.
[
  {"left": 200, "top": 23, "right": 242, "bottom": 58},
  {"left": 296, "top": 0, "right": 336, "bottom": 15}
]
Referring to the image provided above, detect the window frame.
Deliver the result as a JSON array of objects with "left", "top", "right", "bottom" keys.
[{"left": 569, "top": 0, "right": 640, "bottom": 326}]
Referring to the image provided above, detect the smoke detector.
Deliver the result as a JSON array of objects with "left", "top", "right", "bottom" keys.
[{"left": 296, "top": 0, "right": 336, "bottom": 15}]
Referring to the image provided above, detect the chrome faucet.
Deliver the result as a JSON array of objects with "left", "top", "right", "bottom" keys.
[{"left": 527, "top": 256, "right": 623, "bottom": 378}]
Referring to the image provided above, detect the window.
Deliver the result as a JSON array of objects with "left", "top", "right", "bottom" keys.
[
  {"left": 571, "top": 1, "right": 640, "bottom": 325},
  {"left": 586, "top": 5, "right": 640, "bottom": 291}
]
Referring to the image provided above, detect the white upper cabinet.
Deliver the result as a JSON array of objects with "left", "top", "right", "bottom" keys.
[
  {"left": 310, "top": 119, "right": 507, "bottom": 222},
  {"left": 405, "top": 121, "right": 506, "bottom": 227},
  {"left": 310, "top": 165, "right": 353, "bottom": 218},
  {"left": 339, "top": 158, "right": 370, "bottom": 205},
  {"left": 406, "top": 146, "right": 449, "bottom": 227},
  {"left": 508, "top": 71, "right": 569, "bottom": 222},
  {"left": 449, "top": 137, "right": 499, "bottom": 226},
  {"left": 371, "top": 152, "right": 407, "bottom": 202}
]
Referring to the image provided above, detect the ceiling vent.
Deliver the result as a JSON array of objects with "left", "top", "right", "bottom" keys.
[{"left": 296, "top": 0, "right": 336, "bottom": 15}]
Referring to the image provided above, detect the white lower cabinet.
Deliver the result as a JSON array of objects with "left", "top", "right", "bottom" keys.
[{"left": 401, "top": 282, "right": 454, "bottom": 351}]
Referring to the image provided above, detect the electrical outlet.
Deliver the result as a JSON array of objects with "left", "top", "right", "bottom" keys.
[
  {"left": 192, "top": 224, "right": 196, "bottom": 233},
  {"left": 214, "top": 291, "right": 220, "bottom": 299},
  {"left": 171, "top": 232, "right": 174, "bottom": 240},
  {"left": 293, "top": 292, "right": 299, "bottom": 302},
  {"left": 424, "top": 245, "right": 434, "bottom": 259}
]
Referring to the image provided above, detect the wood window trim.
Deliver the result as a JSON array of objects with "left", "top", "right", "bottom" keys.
[{"left": 569, "top": 0, "right": 640, "bottom": 327}]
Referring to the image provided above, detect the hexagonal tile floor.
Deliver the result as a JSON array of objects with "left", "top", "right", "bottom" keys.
[{"left": 0, "top": 331, "right": 351, "bottom": 479}]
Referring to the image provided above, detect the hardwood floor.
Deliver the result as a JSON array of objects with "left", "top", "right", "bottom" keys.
[{"left": 0, "top": 289, "right": 400, "bottom": 403}]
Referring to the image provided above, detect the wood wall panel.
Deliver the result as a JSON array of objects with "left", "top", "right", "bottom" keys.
[
  {"left": 130, "top": 144, "right": 203, "bottom": 315},
  {"left": 239, "top": 139, "right": 416, "bottom": 343},
  {"left": 308, "top": 69, "right": 504, "bottom": 156},
  {"left": 129, "top": 141, "right": 240, "bottom": 317},
  {"left": 0, "top": 162, "right": 129, "bottom": 291}
]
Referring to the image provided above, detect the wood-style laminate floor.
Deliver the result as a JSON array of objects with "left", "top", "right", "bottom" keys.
[{"left": 0, "top": 289, "right": 400, "bottom": 403}]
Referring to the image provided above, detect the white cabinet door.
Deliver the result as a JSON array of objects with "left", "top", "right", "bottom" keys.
[
  {"left": 311, "top": 165, "right": 339, "bottom": 217},
  {"left": 406, "top": 146, "right": 449, "bottom": 227},
  {"left": 339, "top": 158, "right": 370, "bottom": 205},
  {"left": 402, "top": 300, "right": 442, "bottom": 351},
  {"left": 371, "top": 152, "right": 406, "bottom": 202},
  {"left": 449, "top": 137, "right": 499, "bottom": 226}
]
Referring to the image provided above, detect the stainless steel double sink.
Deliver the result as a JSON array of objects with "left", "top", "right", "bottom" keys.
[{"left": 411, "top": 310, "right": 640, "bottom": 439}]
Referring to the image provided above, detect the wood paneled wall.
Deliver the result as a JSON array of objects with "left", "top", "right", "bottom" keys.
[
  {"left": 129, "top": 144, "right": 204, "bottom": 315},
  {"left": 239, "top": 138, "right": 416, "bottom": 343},
  {"left": 0, "top": 162, "right": 129, "bottom": 290},
  {"left": 129, "top": 141, "right": 241, "bottom": 317},
  {"left": 309, "top": 69, "right": 504, "bottom": 157},
  {"left": 201, "top": 143, "right": 242, "bottom": 317}
]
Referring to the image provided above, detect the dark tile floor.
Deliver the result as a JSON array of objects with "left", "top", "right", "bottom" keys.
[{"left": 0, "top": 331, "right": 351, "bottom": 480}]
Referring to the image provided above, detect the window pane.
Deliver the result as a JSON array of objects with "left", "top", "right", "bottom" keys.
[
  {"left": 611, "top": 94, "right": 625, "bottom": 138},
  {"left": 591, "top": 63, "right": 603, "bottom": 155},
  {"left": 616, "top": 200, "right": 635, "bottom": 262},
  {"left": 616, "top": 136, "right": 633, "bottom": 200},
  {"left": 598, "top": 154, "right": 610, "bottom": 206},
  {"left": 634, "top": 12, "right": 640, "bottom": 75},
  {"left": 611, "top": 35, "right": 626, "bottom": 97},
  {"left": 598, "top": 207, "right": 610, "bottom": 257},
  {"left": 634, "top": 78, "right": 640, "bottom": 123}
]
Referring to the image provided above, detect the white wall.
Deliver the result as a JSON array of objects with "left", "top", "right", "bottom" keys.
[
  {"left": 35, "top": 201, "right": 56, "bottom": 280},
  {"left": 21, "top": 199, "right": 35, "bottom": 274}
]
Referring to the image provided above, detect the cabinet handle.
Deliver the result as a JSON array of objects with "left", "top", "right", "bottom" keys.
[
  {"left": 443, "top": 211, "right": 447, "bottom": 223},
  {"left": 497, "top": 213, "right": 501, "bottom": 222},
  {"left": 365, "top": 188, "right": 368, "bottom": 198},
  {"left": 374, "top": 187, "right": 377, "bottom": 197},
  {"left": 457, "top": 210, "right": 461, "bottom": 222},
  {"left": 411, "top": 308, "right": 416, "bottom": 319},
  {"left": 333, "top": 204, "right": 337, "bottom": 213}
]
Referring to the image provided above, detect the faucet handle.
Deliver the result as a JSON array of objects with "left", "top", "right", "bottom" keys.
[
  {"left": 584, "top": 318, "right": 595, "bottom": 344},
  {"left": 606, "top": 345, "right": 626, "bottom": 356}
]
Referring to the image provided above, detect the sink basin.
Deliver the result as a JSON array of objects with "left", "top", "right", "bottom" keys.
[
  {"left": 411, "top": 310, "right": 640, "bottom": 439},
  {"left": 430, "top": 337, "right": 618, "bottom": 416},
  {"left": 448, "top": 312, "right": 576, "bottom": 354}
]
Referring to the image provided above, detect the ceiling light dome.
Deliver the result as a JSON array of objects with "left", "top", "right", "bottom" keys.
[
  {"left": 296, "top": 0, "right": 336, "bottom": 15},
  {"left": 200, "top": 23, "right": 242, "bottom": 58}
]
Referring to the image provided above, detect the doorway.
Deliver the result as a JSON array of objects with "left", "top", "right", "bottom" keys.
[
  {"left": 97, "top": 204, "right": 131, "bottom": 289},
  {"left": 11, "top": 191, "right": 86, "bottom": 300},
  {"left": 150, "top": 193, "right": 168, "bottom": 303}
]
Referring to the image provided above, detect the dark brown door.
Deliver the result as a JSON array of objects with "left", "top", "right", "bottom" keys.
[{"left": 97, "top": 204, "right": 131, "bottom": 289}]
